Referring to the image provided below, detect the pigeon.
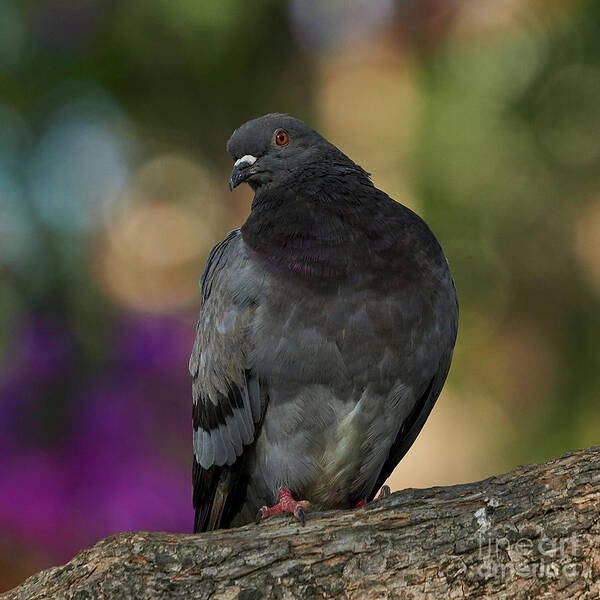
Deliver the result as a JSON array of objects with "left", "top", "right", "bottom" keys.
[{"left": 190, "top": 113, "right": 458, "bottom": 532}]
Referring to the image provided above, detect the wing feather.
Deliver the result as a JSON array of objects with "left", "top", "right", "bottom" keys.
[
  {"left": 191, "top": 229, "right": 263, "bottom": 532},
  {"left": 368, "top": 352, "right": 452, "bottom": 501}
]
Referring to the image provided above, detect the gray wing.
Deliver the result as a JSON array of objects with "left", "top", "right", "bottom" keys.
[
  {"left": 189, "top": 229, "right": 263, "bottom": 532},
  {"left": 368, "top": 348, "right": 453, "bottom": 500},
  {"left": 369, "top": 277, "right": 458, "bottom": 500}
]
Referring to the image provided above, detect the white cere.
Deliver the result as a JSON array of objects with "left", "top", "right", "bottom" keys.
[{"left": 234, "top": 154, "right": 257, "bottom": 168}]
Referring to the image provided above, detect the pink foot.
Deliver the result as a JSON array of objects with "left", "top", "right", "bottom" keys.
[
  {"left": 256, "top": 488, "right": 311, "bottom": 526},
  {"left": 354, "top": 486, "right": 391, "bottom": 509}
]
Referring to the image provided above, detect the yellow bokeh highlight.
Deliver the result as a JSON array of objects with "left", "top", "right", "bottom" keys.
[{"left": 93, "top": 154, "right": 228, "bottom": 313}]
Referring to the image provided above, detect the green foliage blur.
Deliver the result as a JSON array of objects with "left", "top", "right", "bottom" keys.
[{"left": 1, "top": 0, "right": 599, "bottom": 591}]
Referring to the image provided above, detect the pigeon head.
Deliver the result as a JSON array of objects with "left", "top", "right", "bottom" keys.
[{"left": 226, "top": 113, "right": 345, "bottom": 191}]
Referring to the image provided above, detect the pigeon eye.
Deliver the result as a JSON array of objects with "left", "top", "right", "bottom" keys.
[{"left": 275, "top": 130, "right": 289, "bottom": 146}]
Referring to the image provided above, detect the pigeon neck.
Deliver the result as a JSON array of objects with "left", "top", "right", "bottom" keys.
[
  {"left": 241, "top": 183, "right": 368, "bottom": 283},
  {"left": 240, "top": 175, "right": 445, "bottom": 287}
]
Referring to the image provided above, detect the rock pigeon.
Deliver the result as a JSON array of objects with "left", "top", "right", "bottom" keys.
[{"left": 190, "top": 114, "right": 458, "bottom": 532}]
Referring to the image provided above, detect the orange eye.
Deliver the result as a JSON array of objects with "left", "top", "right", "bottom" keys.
[{"left": 275, "top": 129, "right": 289, "bottom": 146}]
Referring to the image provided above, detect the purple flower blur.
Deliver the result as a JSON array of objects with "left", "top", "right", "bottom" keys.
[
  {"left": 0, "top": 316, "right": 73, "bottom": 450},
  {"left": 0, "top": 312, "right": 195, "bottom": 561}
]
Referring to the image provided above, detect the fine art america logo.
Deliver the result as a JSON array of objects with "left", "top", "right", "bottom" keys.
[
  {"left": 472, "top": 501, "right": 580, "bottom": 580},
  {"left": 474, "top": 533, "right": 580, "bottom": 580}
]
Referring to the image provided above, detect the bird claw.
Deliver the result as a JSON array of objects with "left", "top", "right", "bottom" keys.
[
  {"left": 295, "top": 506, "right": 305, "bottom": 526},
  {"left": 378, "top": 485, "right": 391, "bottom": 500},
  {"left": 255, "top": 508, "right": 264, "bottom": 524}
]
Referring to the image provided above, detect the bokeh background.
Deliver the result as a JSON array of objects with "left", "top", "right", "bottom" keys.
[{"left": 1, "top": 0, "right": 600, "bottom": 591}]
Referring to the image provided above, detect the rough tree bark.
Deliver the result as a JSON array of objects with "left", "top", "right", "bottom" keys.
[{"left": 3, "top": 447, "right": 599, "bottom": 600}]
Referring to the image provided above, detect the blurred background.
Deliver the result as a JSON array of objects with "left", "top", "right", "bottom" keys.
[{"left": 1, "top": 0, "right": 599, "bottom": 591}]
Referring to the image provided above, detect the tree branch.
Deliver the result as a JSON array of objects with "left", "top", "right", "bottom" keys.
[{"left": 3, "top": 447, "right": 599, "bottom": 599}]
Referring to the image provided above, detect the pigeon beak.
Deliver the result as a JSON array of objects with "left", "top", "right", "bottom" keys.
[{"left": 229, "top": 154, "right": 257, "bottom": 191}]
